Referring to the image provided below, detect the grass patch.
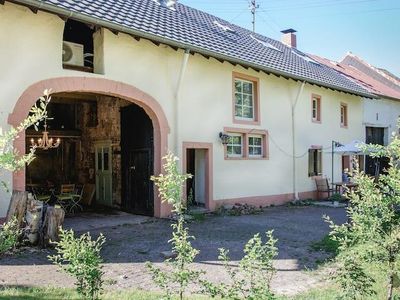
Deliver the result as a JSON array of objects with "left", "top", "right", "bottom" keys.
[
  {"left": 310, "top": 234, "right": 339, "bottom": 255},
  {"left": 188, "top": 211, "right": 206, "bottom": 222},
  {"left": 0, "top": 287, "right": 213, "bottom": 300}
]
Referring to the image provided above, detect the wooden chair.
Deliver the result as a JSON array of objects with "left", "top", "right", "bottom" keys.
[{"left": 315, "top": 177, "right": 334, "bottom": 200}]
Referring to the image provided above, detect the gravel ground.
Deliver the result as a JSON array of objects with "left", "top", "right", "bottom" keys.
[{"left": 0, "top": 206, "right": 346, "bottom": 297}]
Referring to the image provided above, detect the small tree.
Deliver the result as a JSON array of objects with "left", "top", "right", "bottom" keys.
[
  {"left": 201, "top": 231, "right": 278, "bottom": 300},
  {"left": 49, "top": 229, "right": 105, "bottom": 300},
  {"left": 0, "top": 90, "right": 50, "bottom": 175},
  {"left": 146, "top": 152, "right": 201, "bottom": 300},
  {"left": 0, "top": 91, "right": 49, "bottom": 251},
  {"left": 326, "top": 130, "right": 400, "bottom": 300},
  {"left": 0, "top": 217, "right": 21, "bottom": 255}
]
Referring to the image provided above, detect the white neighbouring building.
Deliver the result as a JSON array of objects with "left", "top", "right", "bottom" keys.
[{"left": 312, "top": 53, "right": 400, "bottom": 175}]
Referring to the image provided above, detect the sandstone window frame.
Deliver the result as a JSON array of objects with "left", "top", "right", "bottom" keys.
[{"left": 232, "top": 72, "right": 260, "bottom": 125}]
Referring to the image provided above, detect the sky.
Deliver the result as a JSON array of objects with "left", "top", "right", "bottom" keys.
[{"left": 179, "top": 0, "right": 400, "bottom": 77}]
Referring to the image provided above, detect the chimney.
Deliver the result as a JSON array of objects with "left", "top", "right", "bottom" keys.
[{"left": 281, "top": 28, "right": 297, "bottom": 48}]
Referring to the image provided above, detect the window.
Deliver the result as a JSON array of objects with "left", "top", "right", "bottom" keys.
[
  {"left": 233, "top": 73, "right": 259, "bottom": 124},
  {"left": 234, "top": 79, "right": 254, "bottom": 119},
  {"left": 308, "top": 148, "right": 322, "bottom": 177},
  {"left": 224, "top": 127, "right": 268, "bottom": 160},
  {"left": 311, "top": 95, "right": 321, "bottom": 122},
  {"left": 340, "top": 103, "right": 348, "bottom": 127},
  {"left": 226, "top": 134, "right": 243, "bottom": 157},
  {"left": 248, "top": 135, "right": 263, "bottom": 157}
]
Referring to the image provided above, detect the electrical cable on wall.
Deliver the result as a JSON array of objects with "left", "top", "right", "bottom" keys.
[{"left": 268, "top": 132, "right": 333, "bottom": 158}]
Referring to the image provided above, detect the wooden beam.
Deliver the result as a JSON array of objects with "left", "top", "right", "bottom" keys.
[
  {"left": 129, "top": 34, "right": 140, "bottom": 41},
  {"left": 28, "top": 5, "right": 38, "bottom": 14},
  {"left": 168, "top": 45, "right": 179, "bottom": 51},
  {"left": 109, "top": 28, "right": 119, "bottom": 35},
  {"left": 58, "top": 14, "right": 68, "bottom": 22},
  {"left": 199, "top": 53, "right": 210, "bottom": 60},
  {"left": 214, "top": 57, "right": 224, "bottom": 64}
]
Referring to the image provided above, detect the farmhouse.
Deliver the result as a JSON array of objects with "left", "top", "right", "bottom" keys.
[
  {"left": 0, "top": 0, "right": 383, "bottom": 218},
  {"left": 312, "top": 53, "right": 400, "bottom": 175}
]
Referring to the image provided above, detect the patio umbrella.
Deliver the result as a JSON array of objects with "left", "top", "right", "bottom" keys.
[
  {"left": 332, "top": 140, "right": 367, "bottom": 184},
  {"left": 332, "top": 140, "right": 367, "bottom": 176},
  {"left": 334, "top": 140, "right": 367, "bottom": 155}
]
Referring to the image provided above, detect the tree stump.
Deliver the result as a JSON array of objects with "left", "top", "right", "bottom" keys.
[
  {"left": 25, "top": 193, "right": 43, "bottom": 244},
  {"left": 6, "top": 191, "right": 28, "bottom": 228},
  {"left": 40, "top": 206, "right": 65, "bottom": 248}
]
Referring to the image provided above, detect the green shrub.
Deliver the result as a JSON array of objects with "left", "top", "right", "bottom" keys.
[
  {"left": 146, "top": 152, "right": 201, "bottom": 300},
  {"left": 325, "top": 128, "right": 400, "bottom": 299},
  {"left": 48, "top": 229, "right": 105, "bottom": 300},
  {"left": 0, "top": 217, "right": 21, "bottom": 255},
  {"left": 310, "top": 234, "right": 340, "bottom": 255},
  {"left": 202, "top": 230, "right": 278, "bottom": 300}
]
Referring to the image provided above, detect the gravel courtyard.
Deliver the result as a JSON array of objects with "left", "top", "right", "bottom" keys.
[{"left": 0, "top": 206, "right": 346, "bottom": 297}]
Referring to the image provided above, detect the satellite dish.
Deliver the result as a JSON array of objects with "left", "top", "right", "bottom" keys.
[{"left": 62, "top": 43, "right": 73, "bottom": 62}]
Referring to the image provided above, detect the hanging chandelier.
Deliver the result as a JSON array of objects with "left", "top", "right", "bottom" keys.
[{"left": 30, "top": 119, "right": 61, "bottom": 150}]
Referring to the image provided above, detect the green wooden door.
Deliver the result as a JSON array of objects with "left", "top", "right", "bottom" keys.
[{"left": 95, "top": 143, "right": 112, "bottom": 206}]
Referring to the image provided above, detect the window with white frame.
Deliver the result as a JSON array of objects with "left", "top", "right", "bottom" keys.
[
  {"left": 224, "top": 129, "right": 268, "bottom": 160},
  {"left": 227, "top": 134, "right": 243, "bottom": 157},
  {"left": 311, "top": 95, "right": 321, "bottom": 122},
  {"left": 248, "top": 135, "right": 263, "bottom": 157},
  {"left": 234, "top": 79, "right": 254, "bottom": 120}
]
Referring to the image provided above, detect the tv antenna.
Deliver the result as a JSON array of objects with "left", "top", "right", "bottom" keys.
[{"left": 249, "top": 0, "right": 260, "bottom": 32}]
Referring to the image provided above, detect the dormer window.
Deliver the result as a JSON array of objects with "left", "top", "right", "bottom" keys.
[{"left": 62, "top": 19, "right": 95, "bottom": 73}]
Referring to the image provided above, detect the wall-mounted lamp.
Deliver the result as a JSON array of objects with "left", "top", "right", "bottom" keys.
[{"left": 219, "top": 132, "right": 230, "bottom": 145}]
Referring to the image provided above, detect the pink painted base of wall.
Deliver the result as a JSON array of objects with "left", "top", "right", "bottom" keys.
[{"left": 211, "top": 191, "right": 317, "bottom": 210}]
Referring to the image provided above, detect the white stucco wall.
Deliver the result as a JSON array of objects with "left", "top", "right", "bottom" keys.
[
  {"left": 0, "top": 2, "right": 366, "bottom": 216},
  {"left": 363, "top": 97, "right": 400, "bottom": 144}
]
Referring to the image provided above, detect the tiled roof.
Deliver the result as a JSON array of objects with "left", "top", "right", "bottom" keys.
[
  {"left": 341, "top": 53, "right": 400, "bottom": 93},
  {"left": 20, "top": 0, "right": 374, "bottom": 97},
  {"left": 311, "top": 54, "right": 400, "bottom": 101}
]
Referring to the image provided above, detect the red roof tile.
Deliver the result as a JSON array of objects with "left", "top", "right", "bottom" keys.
[{"left": 310, "top": 54, "right": 400, "bottom": 101}]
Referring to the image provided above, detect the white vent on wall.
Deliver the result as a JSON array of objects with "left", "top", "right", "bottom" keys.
[{"left": 62, "top": 41, "right": 84, "bottom": 67}]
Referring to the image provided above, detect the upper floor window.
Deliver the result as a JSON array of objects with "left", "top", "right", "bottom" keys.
[
  {"left": 233, "top": 73, "right": 259, "bottom": 124},
  {"left": 311, "top": 95, "right": 321, "bottom": 123},
  {"left": 340, "top": 103, "right": 348, "bottom": 127}
]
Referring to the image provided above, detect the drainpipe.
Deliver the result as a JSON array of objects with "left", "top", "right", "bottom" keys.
[
  {"left": 174, "top": 49, "right": 190, "bottom": 154},
  {"left": 291, "top": 81, "right": 306, "bottom": 201}
]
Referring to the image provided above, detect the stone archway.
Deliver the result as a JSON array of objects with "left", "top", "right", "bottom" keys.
[{"left": 8, "top": 77, "right": 170, "bottom": 218}]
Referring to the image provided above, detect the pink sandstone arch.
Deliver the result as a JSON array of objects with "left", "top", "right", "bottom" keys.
[{"left": 8, "top": 77, "right": 171, "bottom": 218}]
